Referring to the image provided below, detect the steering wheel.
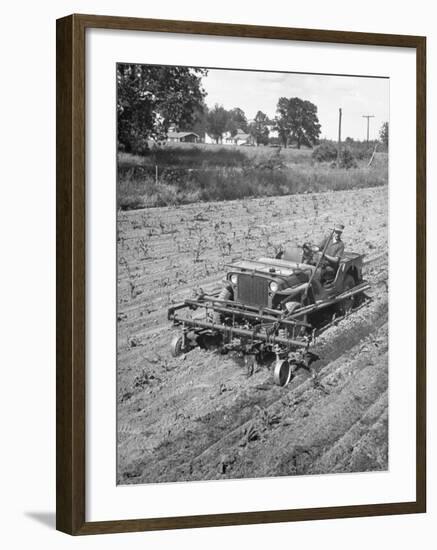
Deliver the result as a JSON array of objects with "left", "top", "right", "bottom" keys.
[{"left": 302, "top": 243, "right": 331, "bottom": 267}]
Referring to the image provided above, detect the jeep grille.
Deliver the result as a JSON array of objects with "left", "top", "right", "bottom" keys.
[{"left": 237, "top": 274, "right": 269, "bottom": 307}]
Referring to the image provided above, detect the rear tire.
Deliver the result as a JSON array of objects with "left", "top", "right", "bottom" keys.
[{"left": 338, "top": 274, "right": 356, "bottom": 316}]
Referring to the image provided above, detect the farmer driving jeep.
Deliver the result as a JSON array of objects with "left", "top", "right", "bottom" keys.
[
  {"left": 310, "top": 223, "right": 345, "bottom": 282},
  {"left": 275, "top": 223, "right": 345, "bottom": 283}
]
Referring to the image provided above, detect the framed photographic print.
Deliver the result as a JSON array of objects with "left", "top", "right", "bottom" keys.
[{"left": 56, "top": 14, "right": 426, "bottom": 535}]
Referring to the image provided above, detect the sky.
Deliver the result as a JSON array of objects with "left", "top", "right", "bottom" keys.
[{"left": 201, "top": 68, "right": 389, "bottom": 141}]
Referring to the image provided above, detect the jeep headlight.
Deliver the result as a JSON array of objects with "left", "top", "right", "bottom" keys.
[
  {"left": 230, "top": 274, "right": 238, "bottom": 285},
  {"left": 269, "top": 281, "right": 279, "bottom": 292}
]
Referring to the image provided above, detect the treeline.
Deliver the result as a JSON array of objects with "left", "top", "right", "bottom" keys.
[
  {"left": 117, "top": 64, "right": 324, "bottom": 152},
  {"left": 117, "top": 63, "right": 389, "bottom": 155},
  {"left": 189, "top": 97, "right": 322, "bottom": 149},
  {"left": 187, "top": 105, "right": 275, "bottom": 146}
]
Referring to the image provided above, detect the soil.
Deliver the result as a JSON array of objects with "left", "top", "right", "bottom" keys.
[{"left": 116, "top": 186, "right": 388, "bottom": 484}]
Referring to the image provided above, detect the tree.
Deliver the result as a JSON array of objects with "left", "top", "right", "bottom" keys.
[
  {"left": 185, "top": 101, "right": 208, "bottom": 139},
  {"left": 117, "top": 64, "right": 207, "bottom": 153},
  {"left": 206, "top": 104, "right": 229, "bottom": 143},
  {"left": 379, "top": 121, "right": 389, "bottom": 148},
  {"left": 275, "top": 97, "right": 321, "bottom": 148},
  {"left": 227, "top": 107, "right": 248, "bottom": 136},
  {"left": 249, "top": 111, "right": 270, "bottom": 146},
  {"left": 275, "top": 98, "right": 293, "bottom": 148}
]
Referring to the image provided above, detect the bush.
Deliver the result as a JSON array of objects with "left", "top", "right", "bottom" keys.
[
  {"left": 146, "top": 145, "right": 248, "bottom": 168},
  {"left": 254, "top": 150, "right": 286, "bottom": 171},
  {"left": 344, "top": 138, "right": 377, "bottom": 160},
  {"left": 338, "top": 148, "right": 358, "bottom": 169},
  {"left": 314, "top": 139, "right": 378, "bottom": 163},
  {"left": 312, "top": 143, "right": 338, "bottom": 163}
]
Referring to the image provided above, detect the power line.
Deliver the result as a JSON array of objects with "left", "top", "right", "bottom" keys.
[{"left": 362, "top": 115, "right": 375, "bottom": 143}]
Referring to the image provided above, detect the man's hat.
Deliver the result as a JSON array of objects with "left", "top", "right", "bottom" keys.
[{"left": 333, "top": 223, "right": 345, "bottom": 233}]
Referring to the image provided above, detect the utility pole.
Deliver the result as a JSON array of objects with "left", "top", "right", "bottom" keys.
[
  {"left": 362, "top": 114, "right": 375, "bottom": 143},
  {"left": 337, "top": 107, "right": 342, "bottom": 166}
]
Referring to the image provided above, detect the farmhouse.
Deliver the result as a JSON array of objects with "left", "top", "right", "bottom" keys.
[
  {"left": 203, "top": 129, "right": 254, "bottom": 145},
  {"left": 224, "top": 129, "right": 253, "bottom": 146},
  {"left": 267, "top": 124, "right": 279, "bottom": 139},
  {"left": 204, "top": 132, "right": 220, "bottom": 144},
  {"left": 166, "top": 131, "right": 199, "bottom": 143}
]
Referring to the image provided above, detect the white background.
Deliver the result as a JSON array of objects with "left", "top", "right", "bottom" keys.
[
  {"left": 0, "top": 0, "right": 435, "bottom": 548},
  {"left": 87, "top": 30, "right": 416, "bottom": 521}
]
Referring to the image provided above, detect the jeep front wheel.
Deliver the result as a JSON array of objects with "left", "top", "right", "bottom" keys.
[
  {"left": 170, "top": 334, "right": 185, "bottom": 357},
  {"left": 213, "top": 287, "right": 233, "bottom": 324}
]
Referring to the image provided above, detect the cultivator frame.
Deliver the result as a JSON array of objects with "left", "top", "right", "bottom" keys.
[{"left": 168, "top": 281, "right": 369, "bottom": 386}]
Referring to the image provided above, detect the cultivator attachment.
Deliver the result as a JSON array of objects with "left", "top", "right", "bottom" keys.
[
  {"left": 168, "top": 280, "right": 369, "bottom": 386},
  {"left": 168, "top": 295, "right": 311, "bottom": 347}
]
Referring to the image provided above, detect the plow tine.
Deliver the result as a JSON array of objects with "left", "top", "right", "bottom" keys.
[{"left": 171, "top": 314, "right": 308, "bottom": 348}]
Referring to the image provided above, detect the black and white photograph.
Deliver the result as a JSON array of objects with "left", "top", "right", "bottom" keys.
[{"left": 116, "top": 63, "right": 389, "bottom": 485}]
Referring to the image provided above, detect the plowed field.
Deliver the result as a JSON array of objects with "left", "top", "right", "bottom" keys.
[{"left": 117, "top": 186, "right": 388, "bottom": 484}]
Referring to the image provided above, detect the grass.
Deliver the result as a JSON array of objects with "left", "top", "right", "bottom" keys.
[
  {"left": 117, "top": 144, "right": 388, "bottom": 210},
  {"left": 118, "top": 142, "right": 314, "bottom": 168},
  {"left": 118, "top": 145, "right": 249, "bottom": 168}
]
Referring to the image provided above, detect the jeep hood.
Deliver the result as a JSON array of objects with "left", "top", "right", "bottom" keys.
[{"left": 227, "top": 257, "right": 314, "bottom": 278}]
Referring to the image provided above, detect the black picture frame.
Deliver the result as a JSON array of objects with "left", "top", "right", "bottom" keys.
[{"left": 56, "top": 13, "right": 426, "bottom": 535}]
